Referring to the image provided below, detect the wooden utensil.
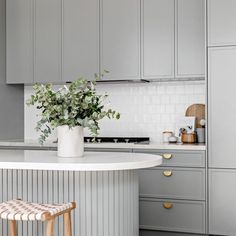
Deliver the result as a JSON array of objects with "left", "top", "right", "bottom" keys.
[{"left": 185, "top": 104, "right": 205, "bottom": 128}]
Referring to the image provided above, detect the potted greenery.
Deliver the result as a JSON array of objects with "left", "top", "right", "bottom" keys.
[{"left": 27, "top": 73, "right": 120, "bottom": 157}]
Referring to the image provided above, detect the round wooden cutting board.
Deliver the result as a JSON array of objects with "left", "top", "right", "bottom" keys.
[{"left": 185, "top": 104, "right": 205, "bottom": 128}]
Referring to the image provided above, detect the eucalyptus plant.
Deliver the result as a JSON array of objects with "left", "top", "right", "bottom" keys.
[{"left": 26, "top": 72, "right": 120, "bottom": 144}]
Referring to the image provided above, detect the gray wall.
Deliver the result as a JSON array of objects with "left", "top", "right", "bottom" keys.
[{"left": 0, "top": 0, "right": 24, "bottom": 140}]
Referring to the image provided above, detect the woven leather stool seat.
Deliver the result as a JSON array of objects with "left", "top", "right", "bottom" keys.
[
  {"left": 0, "top": 199, "right": 76, "bottom": 236},
  {"left": 0, "top": 199, "right": 74, "bottom": 221}
]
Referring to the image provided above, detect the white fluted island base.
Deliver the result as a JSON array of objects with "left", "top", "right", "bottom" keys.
[
  {"left": 0, "top": 169, "right": 139, "bottom": 236},
  {"left": 0, "top": 150, "right": 162, "bottom": 236}
]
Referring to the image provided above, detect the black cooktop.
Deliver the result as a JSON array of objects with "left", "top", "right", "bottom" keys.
[{"left": 84, "top": 137, "right": 150, "bottom": 144}]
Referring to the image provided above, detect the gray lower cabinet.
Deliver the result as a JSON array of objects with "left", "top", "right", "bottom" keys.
[
  {"left": 140, "top": 229, "right": 206, "bottom": 236},
  {"left": 140, "top": 198, "right": 206, "bottom": 234},
  {"left": 139, "top": 167, "right": 205, "bottom": 200},
  {"left": 134, "top": 149, "right": 206, "bottom": 235},
  {"left": 209, "top": 169, "right": 236, "bottom": 236},
  {"left": 134, "top": 149, "right": 205, "bottom": 167},
  {"left": 85, "top": 148, "right": 132, "bottom": 153}
]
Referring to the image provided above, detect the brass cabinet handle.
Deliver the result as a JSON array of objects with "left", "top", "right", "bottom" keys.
[
  {"left": 163, "top": 170, "right": 172, "bottom": 177},
  {"left": 162, "top": 153, "right": 172, "bottom": 160},
  {"left": 163, "top": 202, "right": 173, "bottom": 209}
]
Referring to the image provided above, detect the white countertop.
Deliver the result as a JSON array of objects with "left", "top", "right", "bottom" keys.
[
  {"left": 0, "top": 150, "right": 162, "bottom": 171},
  {"left": 85, "top": 142, "right": 206, "bottom": 150},
  {"left": 0, "top": 140, "right": 206, "bottom": 151}
]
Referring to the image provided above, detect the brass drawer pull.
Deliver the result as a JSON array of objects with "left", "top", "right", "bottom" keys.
[
  {"left": 163, "top": 202, "right": 173, "bottom": 209},
  {"left": 163, "top": 170, "right": 172, "bottom": 177},
  {"left": 163, "top": 153, "right": 172, "bottom": 159}
]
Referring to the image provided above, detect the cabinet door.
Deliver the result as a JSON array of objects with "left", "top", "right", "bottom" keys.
[
  {"left": 209, "top": 169, "right": 236, "bottom": 235},
  {"left": 140, "top": 230, "right": 205, "bottom": 236},
  {"left": 6, "top": 0, "right": 33, "bottom": 84},
  {"left": 208, "top": 47, "right": 236, "bottom": 168},
  {"left": 208, "top": 0, "right": 236, "bottom": 46},
  {"left": 101, "top": 0, "right": 140, "bottom": 80},
  {"left": 176, "top": 0, "right": 205, "bottom": 78},
  {"left": 133, "top": 149, "right": 205, "bottom": 168},
  {"left": 140, "top": 198, "right": 206, "bottom": 234},
  {"left": 63, "top": 0, "right": 99, "bottom": 82},
  {"left": 142, "top": 0, "right": 174, "bottom": 80},
  {"left": 139, "top": 167, "right": 205, "bottom": 200},
  {"left": 34, "top": 0, "right": 61, "bottom": 83}
]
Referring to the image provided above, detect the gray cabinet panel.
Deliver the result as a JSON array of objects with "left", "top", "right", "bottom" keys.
[
  {"left": 101, "top": 0, "right": 140, "bottom": 80},
  {"left": 208, "top": 47, "right": 236, "bottom": 168},
  {"left": 176, "top": 0, "right": 205, "bottom": 77},
  {"left": 140, "top": 198, "right": 206, "bottom": 234},
  {"left": 139, "top": 167, "right": 205, "bottom": 200},
  {"left": 63, "top": 0, "right": 99, "bottom": 82},
  {"left": 208, "top": 0, "right": 236, "bottom": 46},
  {"left": 140, "top": 229, "right": 206, "bottom": 236},
  {"left": 142, "top": 0, "right": 174, "bottom": 79},
  {"left": 209, "top": 169, "right": 236, "bottom": 235},
  {"left": 34, "top": 0, "right": 61, "bottom": 83},
  {"left": 85, "top": 148, "right": 132, "bottom": 153},
  {"left": 133, "top": 150, "right": 205, "bottom": 167},
  {"left": 6, "top": 0, "right": 33, "bottom": 84}
]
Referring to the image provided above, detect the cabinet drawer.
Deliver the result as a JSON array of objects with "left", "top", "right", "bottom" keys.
[
  {"left": 140, "top": 229, "right": 206, "bottom": 236},
  {"left": 85, "top": 148, "right": 132, "bottom": 152},
  {"left": 140, "top": 198, "right": 206, "bottom": 234},
  {"left": 134, "top": 150, "right": 205, "bottom": 167},
  {"left": 139, "top": 168, "right": 205, "bottom": 200}
]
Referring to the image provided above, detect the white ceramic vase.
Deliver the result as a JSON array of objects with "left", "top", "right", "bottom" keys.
[{"left": 57, "top": 125, "right": 84, "bottom": 157}]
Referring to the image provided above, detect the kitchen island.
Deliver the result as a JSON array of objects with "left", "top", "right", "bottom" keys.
[{"left": 0, "top": 150, "right": 162, "bottom": 236}]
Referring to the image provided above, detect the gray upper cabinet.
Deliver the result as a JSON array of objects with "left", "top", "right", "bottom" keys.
[
  {"left": 7, "top": 0, "right": 62, "bottom": 83},
  {"left": 63, "top": 0, "right": 99, "bottom": 82},
  {"left": 176, "top": 0, "right": 205, "bottom": 78},
  {"left": 34, "top": 0, "right": 61, "bottom": 83},
  {"left": 7, "top": 0, "right": 99, "bottom": 84},
  {"left": 142, "top": 0, "right": 174, "bottom": 80},
  {"left": 100, "top": 0, "right": 140, "bottom": 81},
  {"left": 208, "top": 46, "right": 236, "bottom": 168},
  {"left": 6, "top": 0, "right": 33, "bottom": 84},
  {"left": 208, "top": 0, "right": 236, "bottom": 46},
  {"left": 7, "top": 0, "right": 205, "bottom": 84}
]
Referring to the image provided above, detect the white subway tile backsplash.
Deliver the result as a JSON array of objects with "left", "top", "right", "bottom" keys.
[{"left": 24, "top": 81, "right": 206, "bottom": 143}]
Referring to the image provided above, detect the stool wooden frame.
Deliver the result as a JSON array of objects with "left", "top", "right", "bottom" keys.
[{"left": 6, "top": 201, "right": 76, "bottom": 236}]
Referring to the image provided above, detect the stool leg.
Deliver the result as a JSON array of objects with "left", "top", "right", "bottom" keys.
[
  {"left": 64, "top": 211, "right": 72, "bottom": 236},
  {"left": 9, "top": 220, "right": 17, "bottom": 236},
  {"left": 46, "top": 218, "right": 55, "bottom": 236}
]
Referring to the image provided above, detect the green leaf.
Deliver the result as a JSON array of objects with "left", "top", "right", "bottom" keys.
[{"left": 27, "top": 72, "right": 120, "bottom": 143}]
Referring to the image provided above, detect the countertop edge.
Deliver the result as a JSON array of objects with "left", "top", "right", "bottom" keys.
[
  {"left": 0, "top": 141, "right": 206, "bottom": 151},
  {"left": 0, "top": 151, "right": 163, "bottom": 171}
]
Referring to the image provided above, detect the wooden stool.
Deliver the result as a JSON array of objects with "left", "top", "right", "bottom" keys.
[{"left": 0, "top": 199, "right": 76, "bottom": 236}]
